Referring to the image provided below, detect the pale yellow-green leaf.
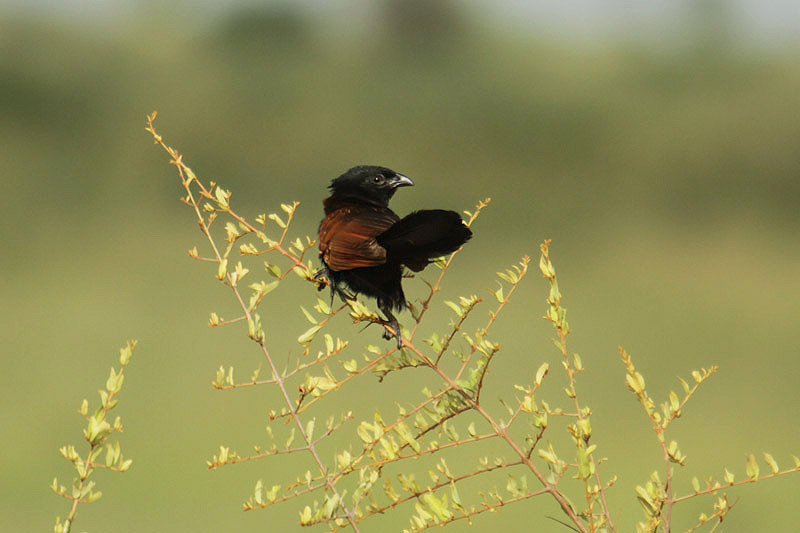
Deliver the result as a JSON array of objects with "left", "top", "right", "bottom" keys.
[
  {"left": 535, "top": 362, "right": 549, "bottom": 386},
  {"left": 723, "top": 467, "right": 735, "bottom": 484},
  {"left": 443, "top": 300, "right": 462, "bottom": 317},
  {"left": 300, "top": 306, "right": 318, "bottom": 325},
  {"left": 746, "top": 453, "right": 759, "bottom": 480},
  {"left": 764, "top": 452, "right": 779, "bottom": 474},
  {"left": 297, "top": 325, "right": 322, "bottom": 344}
]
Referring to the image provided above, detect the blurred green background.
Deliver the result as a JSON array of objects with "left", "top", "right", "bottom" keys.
[{"left": 3, "top": 0, "right": 799, "bottom": 531}]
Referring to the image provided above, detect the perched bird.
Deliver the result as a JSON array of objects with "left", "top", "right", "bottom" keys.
[{"left": 317, "top": 165, "right": 472, "bottom": 348}]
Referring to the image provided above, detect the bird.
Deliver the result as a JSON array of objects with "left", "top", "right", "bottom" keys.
[{"left": 316, "top": 165, "right": 472, "bottom": 349}]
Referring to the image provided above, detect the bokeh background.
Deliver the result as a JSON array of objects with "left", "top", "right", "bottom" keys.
[{"left": 2, "top": 0, "right": 799, "bottom": 531}]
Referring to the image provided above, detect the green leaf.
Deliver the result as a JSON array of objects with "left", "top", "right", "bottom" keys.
[
  {"left": 746, "top": 453, "right": 760, "bottom": 480},
  {"left": 538, "top": 446, "right": 558, "bottom": 464},
  {"left": 450, "top": 481, "right": 464, "bottom": 511},
  {"left": 216, "top": 258, "right": 228, "bottom": 280},
  {"left": 119, "top": 341, "right": 134, "bottom": 365},
  {"left": 506, "top": 474, "right": 520, "bottom": 496},
  {"left": 443, "top": 300, "right": 462, "bottom": 317},
  {"left": 254, "top": 479, "right": 264, "bottom": 505},
  {"left": 300, "top": 306, "right": 318, "bottom": 325},
  {"left": 626, "top": 372, "right": 645, "bottom": 394},
  {"left": 723, "top": 467, "right": 735, "bottom": 484},
  {"left": 337, "top": 451, "right": 352, "bottom": 470},
  {"left": 635, "top": 485, "right": 657, "bottom": 515},
  {"left": 297, "top": 325, "right": 322, "bottom": 344},
  {"left": 268, "top": 213, "right": 286, "bottom": 228},
  {"left": 357, "top": 422, "right": 373, "bottom": 444},
  {"left": 264, "top": 262, "right": 282, "bottom": 278},
  {"left": 493, "top": 285, "right": 504, "bottom": 303},
  {"left": 86, "top": 417, "right": 112, "bottom": 445},
  {"left": 322, "top": 492, "right": 340, "bottom": 519},
  {"left": 764, "top": 452, "right": 779, "bottom": 474},
  {"left": 255, "top": 280, "right": 279, "bottom": 296},
  {"left": 316, "top": 297, "right": 331, "bottom": 315},
  {"left": 106, "top": 367, "right": 123, "bottom": 392},
  {"left": 378, "top": 437, "right": 398, "bottom": 459},
  {"left": 266, "top": 484, "right": 281, "bottom": 502},
  {"left": 395, "top": 422, "right": 421, "bottom": 453},
  {"left": 299, "top": 505, "right": 312, "bottom": 525},
  {"left": 324, "top": 334, "right": 335, "bottom": 355},
  {"left": 307, "top": 375, "right": 337, "bottom": 393},
  {"left": 213, "top": 186, "right": 229, "bottom": 208},
  {"left": 576, "top": 446, "right": 595, "bottom": 479},
  {"left": 535, "top": 362, "right": 549, "bottom": 386},
  {"left": 422, "top": 492, "right": 452, "bottom": 521},
  {"left": 669, "top": 390, "right": 680, "bottom": 413},
  {"left": 577, "top": 418, "right": 592, "bottom": 440}
]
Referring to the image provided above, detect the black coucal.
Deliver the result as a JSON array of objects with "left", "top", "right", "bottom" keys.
[{"left": 316, "top": 165, "right": 472, "bottom": 348}]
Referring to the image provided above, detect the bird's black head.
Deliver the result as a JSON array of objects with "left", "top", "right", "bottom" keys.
[{"left": 328, "top": 165, "right": 414, "bottom": 207}]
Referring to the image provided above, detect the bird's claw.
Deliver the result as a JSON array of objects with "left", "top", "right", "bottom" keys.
[
  {"left": 381, "top": 320, "right": 403, "bottom": 349},
  {"left": 313, "top": 268, "right": 328, "bottom": 292}
]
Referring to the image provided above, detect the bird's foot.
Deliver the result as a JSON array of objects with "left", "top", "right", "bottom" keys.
[
  {"left": 381, "top": 318, "right": 403, "bottom": 349},
  {"left": 312, "top": 267, "right": 328, "bottom": 291}
]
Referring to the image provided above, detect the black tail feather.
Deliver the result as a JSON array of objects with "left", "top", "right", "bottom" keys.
[{"left": 377, "top": 210, "right": 471, "bottom": 271}]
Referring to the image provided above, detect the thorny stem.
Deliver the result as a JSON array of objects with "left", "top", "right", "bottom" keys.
[{"left": 146, "top": 113, "right": 360, "bottom": 531}]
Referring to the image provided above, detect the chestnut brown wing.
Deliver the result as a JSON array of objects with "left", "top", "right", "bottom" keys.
[{"left": 319, "top": 207, "right": 399, "bottom": 271}]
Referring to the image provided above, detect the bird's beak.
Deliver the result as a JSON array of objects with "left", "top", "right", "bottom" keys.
[{"left": 391, "top": 174, "right": 414, "bottom": 188}]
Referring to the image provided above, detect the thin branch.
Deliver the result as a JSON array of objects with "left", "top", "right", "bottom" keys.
[
  {"left": 410, "top": 486, "right": 551, "bottom": 532},
  {"left": 403, "top": 339, "right": 589, "bottom": 533},
  {"left": 146, "top": 113, "right": 359, "bottom": 531},
  {"left": 351, "top": 459, "right": 524, "bottom": 527}
]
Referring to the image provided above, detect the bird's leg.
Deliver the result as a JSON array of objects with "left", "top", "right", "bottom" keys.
[
  {"left": 313, "top": 266, "right": 351, "bottom": 307},
  {"left": 378, "top": 299, "right": 403, "bottom": 349},
  {"left": 312, "top": 267, "right": 328, "bottom": 291},
  {"left": 312, "top": 266, "right": 336, "bottom": 308}
]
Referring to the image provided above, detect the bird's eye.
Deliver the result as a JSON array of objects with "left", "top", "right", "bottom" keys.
[{"left": 372, "top": 175, "right": 384, "bottom": 184}]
